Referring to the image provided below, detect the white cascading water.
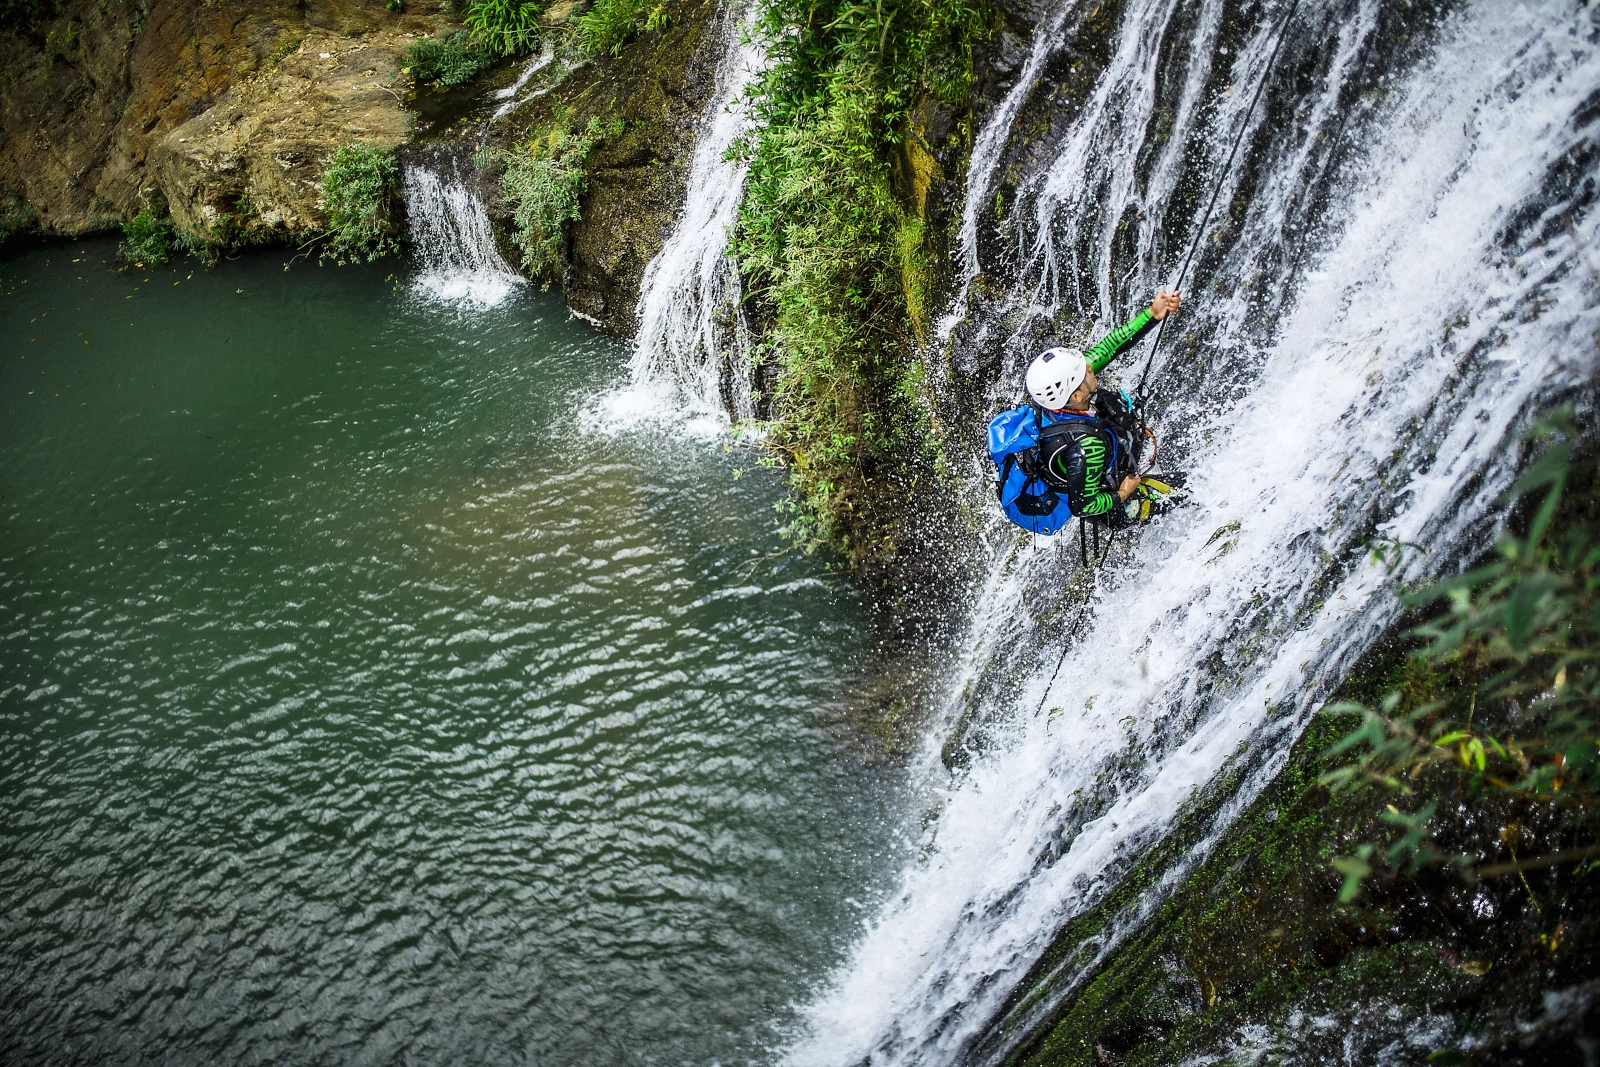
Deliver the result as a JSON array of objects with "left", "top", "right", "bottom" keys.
[
  {"left": 402, "top": 158, "right": 525, "bottom": 309},
  {"left": 786, "top": 0, "right": 1600, "bottom": 1063},
  {"left": 615, "top": 0, "right": 766, "bottom": 427},
  {"left": 492, "top": 37, "right": 558, "bottom": 122}
]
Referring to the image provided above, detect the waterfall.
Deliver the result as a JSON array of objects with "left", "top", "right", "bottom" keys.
[
  {"left": 492, "top": 38, "right": 558, "bottom": 121},
  {"left": 401, "top": 155, "right": 524, "bottom": 309},
  {"left": 620, "top": 0, "right": 766, "bottom": 426},
  {"left": 787, "top": 0, "right": 1600, "bottom": 1062}
]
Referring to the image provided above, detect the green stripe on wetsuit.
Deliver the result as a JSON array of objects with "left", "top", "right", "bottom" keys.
[
  {"left": 1065, "top": 307, "right": 1156, "bottom": 516},
  {"left": 1086, "top": 307, "right": 1154, "bottom": 372}
]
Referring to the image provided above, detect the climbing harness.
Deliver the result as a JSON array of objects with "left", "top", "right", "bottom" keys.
[{"left": 1034, "top": 0, "right": 1307, "bottom": 719}]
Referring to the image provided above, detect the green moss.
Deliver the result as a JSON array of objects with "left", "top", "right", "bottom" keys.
[{"left": 318, "top": 143, "right": 400, "bottom": 265}]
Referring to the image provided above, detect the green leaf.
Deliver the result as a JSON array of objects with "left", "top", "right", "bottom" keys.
[{"left": 1331, "top": 857, "right": 1372, "bottom": 878}]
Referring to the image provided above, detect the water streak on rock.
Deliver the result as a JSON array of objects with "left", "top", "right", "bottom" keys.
[{"left": 625, "top": 1, "right": 766, "bottom": 425}]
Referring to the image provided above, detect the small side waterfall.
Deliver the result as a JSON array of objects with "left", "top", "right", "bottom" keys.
[
  {"left": 401, "top": 155, "right": 524, "bottom": 309},
  {"left": 623, "top": 1, "right": 766, "bottom": 425},
  {"left": 492, "top": 38, "right": 558, "bottom": 122},
  {"left": 786, "top": 0, "right": 1600, "bottom": 1062}
]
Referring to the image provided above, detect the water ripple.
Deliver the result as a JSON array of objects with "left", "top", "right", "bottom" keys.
[{"left": 1, "top": 246, "right": 912, "bottom": 1066}]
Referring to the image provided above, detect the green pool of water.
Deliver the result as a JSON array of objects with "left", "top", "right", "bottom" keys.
[{"left": 0, "top": 242, "right": 905, "bottom": 1065}]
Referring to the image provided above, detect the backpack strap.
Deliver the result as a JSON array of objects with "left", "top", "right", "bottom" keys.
[{"left": 995, "top": 452, "right": 1016, "bottom": 501}]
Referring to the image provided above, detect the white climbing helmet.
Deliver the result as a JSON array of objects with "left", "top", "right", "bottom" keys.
[{"left": 1025, "top": 347, "right": 1087, "bottom": 409}]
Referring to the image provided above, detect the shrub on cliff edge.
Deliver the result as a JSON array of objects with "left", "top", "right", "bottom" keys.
[
  {"left": 118, "top": 208, "right": 177, "bottom": 266},
  {"left": 319, "top": 143, "right": 400, "bottom": 265},
  {"left": 735, "top": 0, "right": 986, "bottom": 560},
  {"left": 407, "top": 31, "right": 497, "bottom": 86},
  {"left": 496, "top": 116, "right": 622, "bottom": 285}
]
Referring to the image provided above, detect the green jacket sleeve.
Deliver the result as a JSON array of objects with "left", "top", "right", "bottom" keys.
[{"left": 1085, "top": 308, "right": 1157, "bottom": 372}]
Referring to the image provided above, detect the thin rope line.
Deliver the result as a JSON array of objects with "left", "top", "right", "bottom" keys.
[
  {"left": 1034, "top": 524, "right": 1120, "bottom": 717},
  {"left": 1133, "top": 0, "right": 1306, "bottom": 408},
  {"left": 1032, "top": 0, "right": 1306, "bottom": 718}
]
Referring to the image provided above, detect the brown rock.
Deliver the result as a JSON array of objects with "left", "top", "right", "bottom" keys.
[
  {"left": 0, "top": 0, "right": 446, "bottom": 243},
  {"left": 148, "top": 32, "right": 415, "bottom": 244}
]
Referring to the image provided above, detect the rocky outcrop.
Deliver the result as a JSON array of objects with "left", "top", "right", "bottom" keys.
[
  {"left": 0, "top": 0, "right": 447, "bottom": 243},
  {"left": 148, "top": 31, "right": 416, "bottom": 244},
  {"left": 482, "top": 0, "right": 724, "bottom": 334}
]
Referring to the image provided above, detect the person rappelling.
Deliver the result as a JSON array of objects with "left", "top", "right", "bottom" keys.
[{"left": 988, "top": 290, "right": 1187, "bottom": 538}]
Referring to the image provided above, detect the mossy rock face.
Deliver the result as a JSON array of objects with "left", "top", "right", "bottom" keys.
[{"left": 486, "top": 0, "right": 722, "bottom": 334}]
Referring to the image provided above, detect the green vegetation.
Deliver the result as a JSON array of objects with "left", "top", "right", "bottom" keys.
[
  {"left": 118, "top": 207, "right": 177, "bottom": 265},
  {"left": 570, "top": 0, "right": 668, "bottom": 58},
  {"left": 1324, "top": 413, "right": 1598, "bottom": 900},
  {"left": 0, "top": 198, "right": 38, "bottom": 248},
  {"left": 464, "top": 0, "right": 542, "bottom": 55},
  {"left": 496, "top": 116, "right": 621, "bottom": 284},
  {"left": 318, "top": 143, "right": 400, "bottom": 265},
  {"left": 407, "top": 1, "right": 543, "bottom": 86},
  {"left": 735, "top": 0, "right": 985, "bottom": 560},
  {"left": 407, "top": 30, "right": 498, "bottom": 86}
]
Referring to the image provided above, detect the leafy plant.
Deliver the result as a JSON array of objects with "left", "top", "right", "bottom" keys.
[
  {"left": 0, "top": 200, "right": 38, "bottom": 248},
  {"left": 1321, "top": 412, "right": 1599, "bottom": 901},
  {"left": 463, "top": 0, "right": 542, "bottom": 56},
  {"left": 496, "top": 116, "right": 620, "bottom": 284},
  {"left": 734, "top": 0, "right": 986, "bottom": 557},
  {"left": 407, "top": 31, "right": 497, "bottom": 86},
  {"left": 118, "top": 207, "right": 178, "bottom": 265},
  {"left": 570, "top": 0, "right": 666, "bottom": 58},
  {"left": 318, "top": 143, "right": 400, "bottom": 265}
]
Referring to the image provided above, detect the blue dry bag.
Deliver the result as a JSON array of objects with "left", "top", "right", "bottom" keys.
[{"left": 988, "top": 404, "right": 1075, "bottom": 535}]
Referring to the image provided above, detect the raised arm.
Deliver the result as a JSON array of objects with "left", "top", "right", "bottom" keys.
[{"left": 1084, "top": 289, "right": 1182, "bottom": 372}]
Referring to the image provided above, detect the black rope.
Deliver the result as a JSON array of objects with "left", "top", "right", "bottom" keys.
[
  {"left": 1031, "top": 0, "right": 1306, "bottom": 718},
  {"left": 1132, "top": 0, "right": 1306, "bottom": 410},
  {"left": 1035, "top": 523, "right": 1121, "bottom": 717}
]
